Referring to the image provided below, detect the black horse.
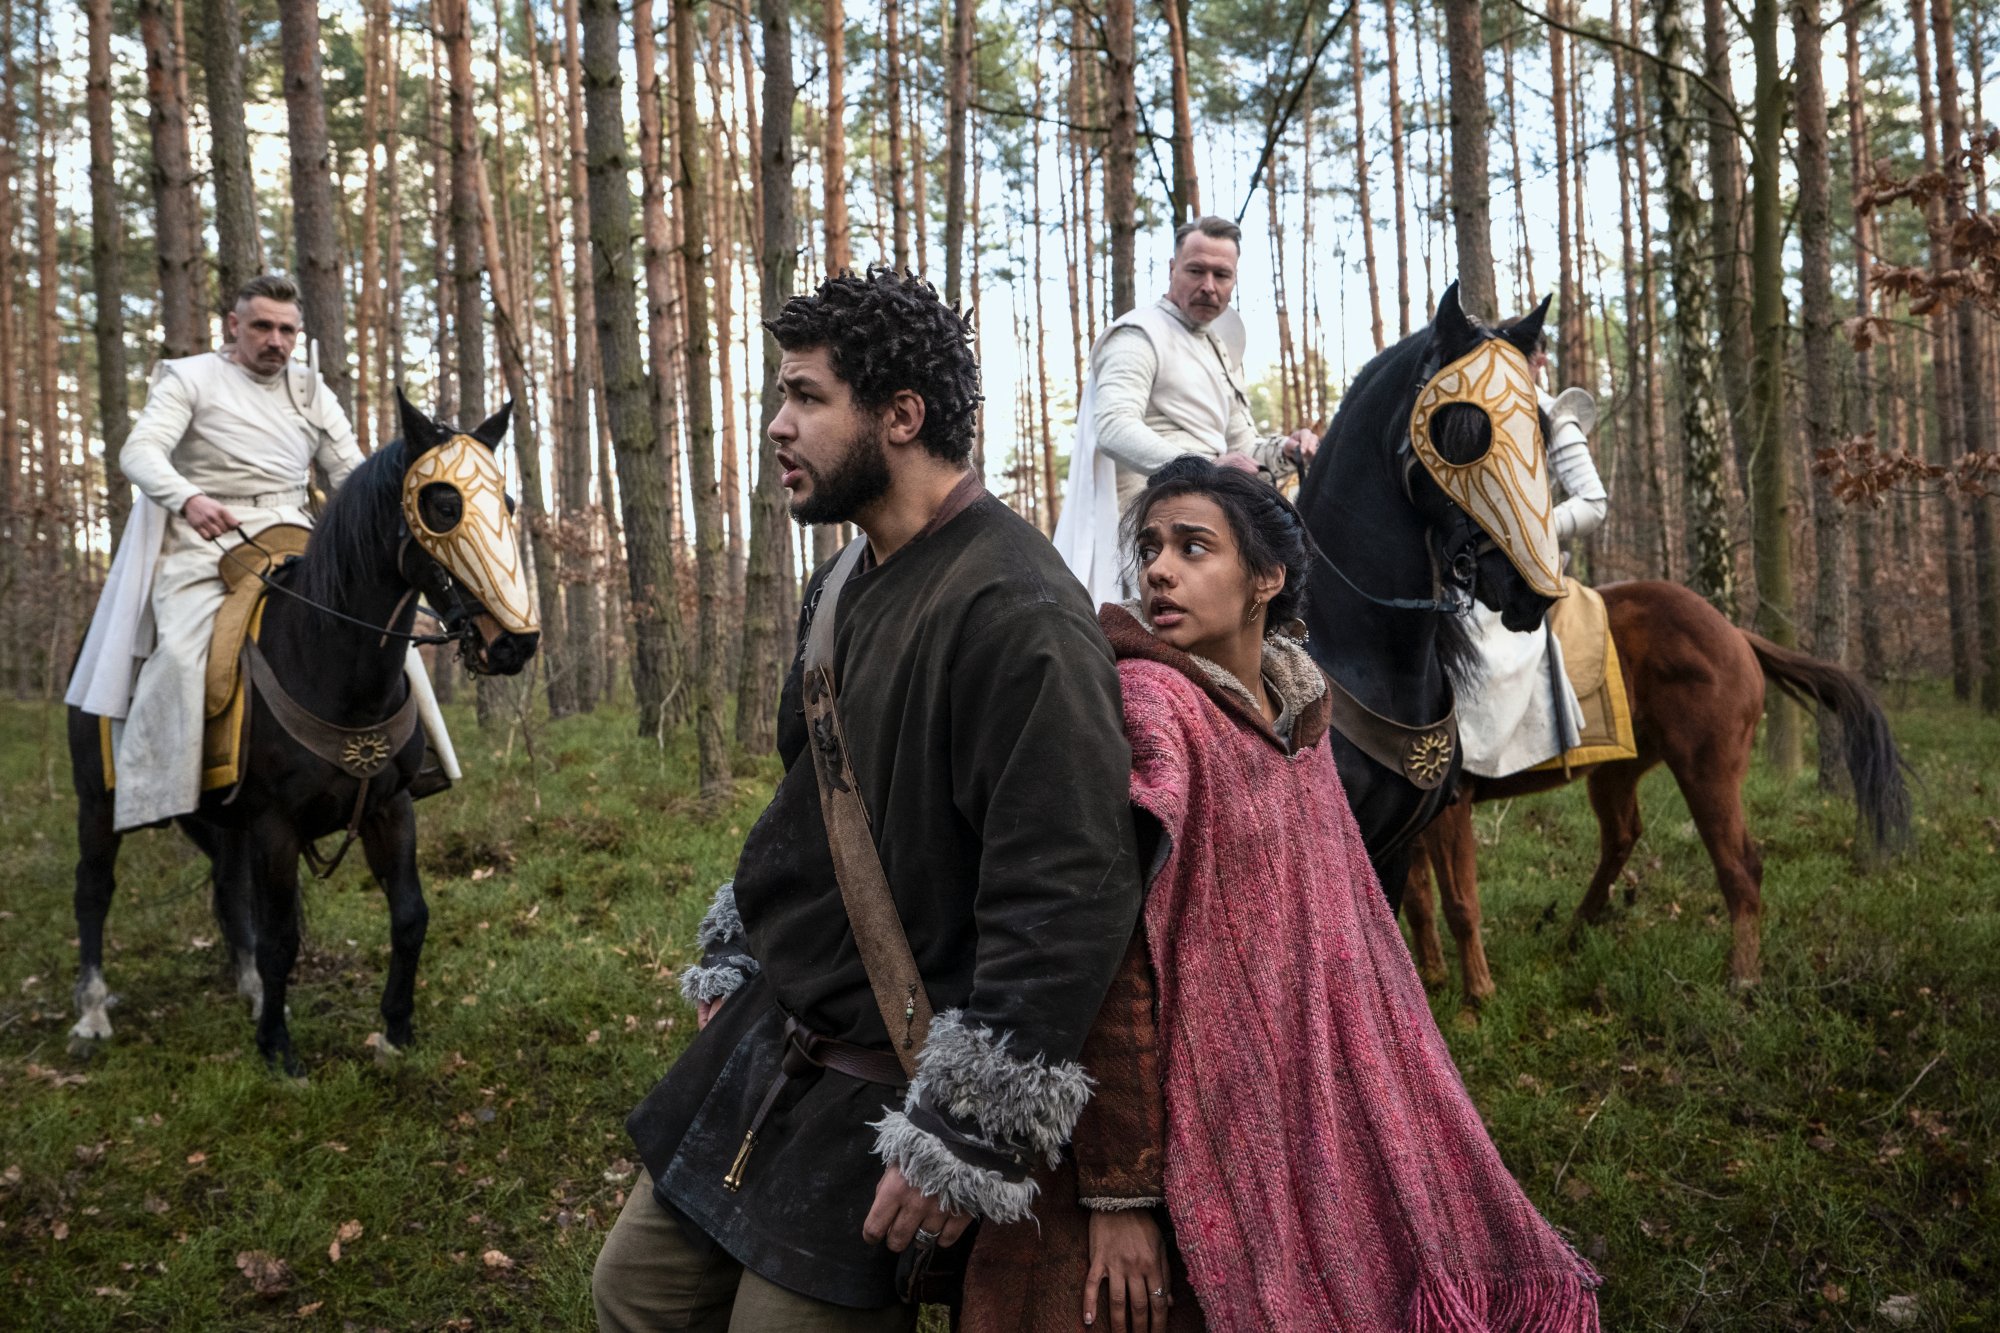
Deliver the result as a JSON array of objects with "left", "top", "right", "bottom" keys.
[
  {"left": 1299, "top": 283, "right": 1556, "bottom": 903},
  {"left": 68, "top": 393, "right": 538, "bottom": 1075}
]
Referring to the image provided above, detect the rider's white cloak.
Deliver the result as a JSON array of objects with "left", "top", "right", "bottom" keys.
[
  {"left": 1053, "top": 302, "right": 1291, "bottom": 607},
  {"left": 67, "top": 352, "right": 363, "bottom": 830}
]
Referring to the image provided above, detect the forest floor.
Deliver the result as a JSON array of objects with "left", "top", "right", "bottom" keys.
[{"left": 0, "top": 684, "right": 1994, "bottom": 1331}]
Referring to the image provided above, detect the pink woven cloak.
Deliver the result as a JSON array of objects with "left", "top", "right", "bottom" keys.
[{"left": 1119, "top": 649, "right": 1602, "bottom": 1332}]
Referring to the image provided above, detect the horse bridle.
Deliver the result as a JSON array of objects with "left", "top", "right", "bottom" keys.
[{"left": 209, "top": 528, "right": 482, "bottom": 658}]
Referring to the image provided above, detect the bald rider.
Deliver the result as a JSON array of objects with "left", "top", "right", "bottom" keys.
[
  {"left": 1054, "top": 216, "right": 1320, "bottom": 605},
  {"left": 68, "top": 274, "right": 363, "bottom": 831}
]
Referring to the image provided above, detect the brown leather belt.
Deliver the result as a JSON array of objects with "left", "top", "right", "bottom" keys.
[{"left": 724, "top": 1013, "right": 907, "bottom": 1192}]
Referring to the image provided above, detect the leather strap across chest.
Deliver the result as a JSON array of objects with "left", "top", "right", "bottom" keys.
[
  {"left": 243, "top": 636, "right": 420, "bottom": 876},
  {"left": 1320, "top": 668, "right": 1457, "bottom": 793},
  {"left": 801, "top": 537, "right": 937, "bottom": 1080}
]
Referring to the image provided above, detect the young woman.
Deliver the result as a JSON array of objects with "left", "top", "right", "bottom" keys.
[{"left": 965, "top": 456, "right": 1599, "bottom": 1332}]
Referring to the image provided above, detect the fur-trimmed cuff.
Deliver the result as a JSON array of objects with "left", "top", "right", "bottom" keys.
[
  {"left": 908, "top": 1009, "right": 1093, "bottom": 1165},
  {"left": 695, "top": 880, "right": 745, "bottom": 952},
  {"left": 871, "top": 1110, "right": 1042, "bottom": 1223},
  {"left": 1080, "top": 1196, "right": 1165, "bottom": 1212},
  {"left": 679, "top": 959, "right": 755, "bottom": 1004},
  {"left": 680, "top": 881, "right": 757, "bottom": 1004}
]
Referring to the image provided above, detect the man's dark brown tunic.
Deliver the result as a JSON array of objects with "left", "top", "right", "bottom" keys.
[{"left": 627, "top": 482, "right": 1142, "bottom": 1308}]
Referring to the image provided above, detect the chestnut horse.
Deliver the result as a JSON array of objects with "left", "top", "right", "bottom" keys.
[{"left": 1401, "top": 578, "right": 1909, "bottom": 999}]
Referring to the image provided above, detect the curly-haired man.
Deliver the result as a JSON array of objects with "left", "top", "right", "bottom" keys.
[{"left": 595, "top": 270, "right": 1142, "bottom": 1330}]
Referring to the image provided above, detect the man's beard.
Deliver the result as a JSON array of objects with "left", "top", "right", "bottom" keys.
[{"left": 789, "top": 419, "right": 892, "bottom": 526}]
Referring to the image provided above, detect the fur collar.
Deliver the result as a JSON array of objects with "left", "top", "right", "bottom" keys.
[{"left": 1099, "top": 603, "right": 1331, "bottom": 753}]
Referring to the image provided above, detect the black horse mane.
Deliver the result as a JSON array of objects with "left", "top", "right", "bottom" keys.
[
  {"left": 1303, "top": 325, "right": 1482, "bottom": 696},
  {"left": 293, "top": 436, "right": 412, "bottom": 609}
]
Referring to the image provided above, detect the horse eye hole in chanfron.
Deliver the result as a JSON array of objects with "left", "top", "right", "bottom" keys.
[
  {"left": 418, "top": 481, "right": 464, "bottom": 533},
  {"left": 1426, "top": 402, "right": 1494, "bottom": 467}
]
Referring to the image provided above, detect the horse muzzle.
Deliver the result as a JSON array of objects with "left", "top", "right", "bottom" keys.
[{"left": 465, "top": 616, "right": 540, "bottom": 676}]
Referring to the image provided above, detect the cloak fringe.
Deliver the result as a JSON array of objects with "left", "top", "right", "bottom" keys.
[{"left": 1404, "top": 1272, "right": 1603, "bottom": 1333}]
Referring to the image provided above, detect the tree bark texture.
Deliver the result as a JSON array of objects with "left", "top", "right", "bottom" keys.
[
  {"left": 87, "top": 0, "right": 132, "bottom": 541},
  {"left": 277, "top": 0, "right": 351, "bottom": 411},
  {"left": 1931, "top": 0, "right": 2000, "bottom": 711},
  {"left": 561, "top": 0, "right": 607, "bottom": 708},
  {"left": 1160, "top": 0, "right": 1198, "bottom": 223},
  {"left": 943, "top": 0, "right": 977, "bottom": 303},
  {"left": 1444, "top": 0, "right": 1493, "bottom": 319},
  {"left": 1385, "top": 0, "right": 1412, "bottom": 336},
  {"left": 672, "top": 0, "right": 733, "bottom": 797},
  {"left": 1793, "top": 0, "right": 1847, "bottom": 784},
  {"left": 1844, "top": 5, "right": 1885, "bottom": 682},
  {"left": 1703, "top": 0, "right": 1754, "bottom": 489},
  {"left": 582, "top": 0, "right": 685, "bottom": 739},
  {"left": 1747, "top": 0, "right": 1798, "bottom": 774},
  {"left": 1655, "top": 0, "right": 1735, "bottom": 613},
  {"left": 738, "top": 0, "right": 798, "bottom": 752},
  {"left": 201, "top": 0, "right": 261, "bottom": 308},
  {"left": 1104, "top": 0, "right": 1137, "bottom": 317},
  {"left": 823, "top": 0, "right": 851, "bottom": 278},
  {"left": 138, "top": 0, "right": 204, "bottom": 361}
]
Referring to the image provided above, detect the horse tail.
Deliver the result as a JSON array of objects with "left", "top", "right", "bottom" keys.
[{"left": 1740, "top": 631, "right": 1913, "bottom": 853}]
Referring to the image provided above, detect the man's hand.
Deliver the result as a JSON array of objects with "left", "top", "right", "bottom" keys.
[
  {"left": 1215, "top": 451, "right": 1260, "bottom": 474},
  {"left": 1282, "top": 427, "right": 1321, "bottom": 467},
  {"left": 696, "top": 996, "right": 726, "bottom": 1030},
  {"left": 1083, "top": 1209, "right": 1172, "bottom": 1331},
  {"left": 861, "top": 1164, "right": 974, "bottom": 1252},
  {"left": 182, "top": 494, "right": 241, "bottom": 540}
]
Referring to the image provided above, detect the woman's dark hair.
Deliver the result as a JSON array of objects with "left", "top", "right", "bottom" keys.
[
  {"left": 1122, "top": 455, "right": 1312, "bottom": 631},
  {"left": 765, "top": 267, "right": 983, "bottom": 464}
]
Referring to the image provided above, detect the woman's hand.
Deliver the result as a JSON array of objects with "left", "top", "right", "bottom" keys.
[
  {"left": 1083, "top": 1208, "right": 1171, "bottom": 1331},
  {"left": 696, "top": 996, "right": 725, "bottom": 1030}
]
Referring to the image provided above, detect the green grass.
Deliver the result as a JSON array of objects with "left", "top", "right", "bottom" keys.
[{"left": 1, "top": 687, "right": 1995, "bottom": 1329}]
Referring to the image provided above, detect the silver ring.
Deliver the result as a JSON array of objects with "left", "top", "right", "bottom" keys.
[
  {"left": 1151, "top": 1288, "right": 1168, "bottom": 1301},
  {"left": 912, "top": 1227, "right": 940, "bottom": 1246}
]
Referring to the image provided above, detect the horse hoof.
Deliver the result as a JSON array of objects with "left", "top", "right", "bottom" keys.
[
  {"left": 67, "top": 1033, "right": 102, "bottom": 1062},
  {"left": 262, "top": 1049, "right": 306, "bottom": 1079}
]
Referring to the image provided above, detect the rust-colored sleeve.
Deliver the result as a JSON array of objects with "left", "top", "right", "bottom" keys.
[{"left": 1071, "top": 931, "right": 1168, "bottom": 1206}]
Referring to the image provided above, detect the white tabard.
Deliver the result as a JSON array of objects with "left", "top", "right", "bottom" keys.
[
  {"left": 1458, "top": 388, "right": 1609, "bottom": 778},
  {"left": 1052, "top": 300, "right": 1293, "bottom": 607},
  {"left": 67, "top": 351, "right": 364, "bottom": 830}
]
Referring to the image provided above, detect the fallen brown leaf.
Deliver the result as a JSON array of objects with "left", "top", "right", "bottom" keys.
[
  {"left": 481, "top": 1248, "right": 514, "bottom": 1269},
  {"left": 235, "top": 1250, "right": 293, "bottom": 1297}
]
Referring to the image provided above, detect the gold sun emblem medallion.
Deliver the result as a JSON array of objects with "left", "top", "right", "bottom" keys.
[
  {"left": 342, "top": 732, "right": 394, "bottom": 776},
  {"left": 1404, "top": 730, "right": 1453, "bottom": 788}
]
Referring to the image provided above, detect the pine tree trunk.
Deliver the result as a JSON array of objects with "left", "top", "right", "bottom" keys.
[
  {"left": 278, "top": 0, "right": 351, "bottom": 412},
  {"left": 882, "top": 0, "right": 910, "bottom": 270},
  {"left": 1703, "top": 0, "right": 1754, "bottom": 489},
  {"left": 637, "top": 0, "right": 685, "bottom": 568},
  {"left": 139, "top": 0, "right": 204, "bottom": 361},
  {"left": 1932, "top": 0, "right": 2000, "bottom": 710},
  {"left": 1748, "top": 0, "right": 1798, "bottom": 773},
  {"left": 673, "top": 0, "right": 733, "bottom": 796},
  {"left": 87, "top": 0, "right": 132, "bottom": 542},
  {"left": 355, "top": 0, "right": 383, "bottom": 454},
  {"left": 823, "top": 0, "right": 851, "bottom": 277},
  {"left": 476, "top": 154, "right": 569, "bottom": 720},
  {"left": 1655, "top": 0, "right": 1735, "bottom": 614},
  {"left": 1350, "top": 14, "right": 1384, "bottom": 351},
  {"left": 1844, "top": 9, "right": 1885, "bottom": 682},
  {"left": 1103, "top": 0, "right": 1137, "bottom": 316},
  {"left": 1443, "top": 0, "right": 1493, "bottom": 319},
  {"left": 202, "top": 0, "right": 261, "bottom": 306},
  {"left": 562, "top": 0, "right": 608, "bottom": 708},
  {"left": 583, "top": 0, "right": 685, "bottom": 738},
  {"left": 704, "top": 7, "right": 747, "bottom": 658},
  {"left": 1548, "top": 0, "right": 1574, "bottom": 374},
  {"left": 1383, "top": 1, "right": 1410, "bottom": 335},
  {"left": 1794, "top": 0, "right": 1847, "bottom": 783},
  {"left": 443, "top": 0, "right": 485, "bottom": 427},
  {"left": 1160, "top": 0, "right": 1198, "bottom": 222},
  {"left": 1910, "top": 0, "right": 1975, "bottom": 698},
  {"left": 738, "top": 0, "right": 797, "bottom": 751},
  {"left": 380, "top": 17, "right": 403, "bottom": 447},
  {"left": 943, "top": 0, "right": 977, "bottom": 302}
]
